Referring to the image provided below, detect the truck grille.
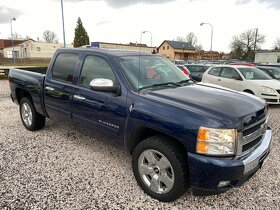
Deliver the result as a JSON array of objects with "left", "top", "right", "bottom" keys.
[{"left": 236, "top": 108, "right": 268, "bottom": 156}]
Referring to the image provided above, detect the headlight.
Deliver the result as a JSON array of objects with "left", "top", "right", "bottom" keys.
[
  {"left": 261, "top": 86, "right": 276, "bottom": 94},
  {"left": 196, "top": 127, "right": 237, "bottom": 156}
]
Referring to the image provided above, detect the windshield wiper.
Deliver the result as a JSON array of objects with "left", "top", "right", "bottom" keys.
[
  {"left": 176, "top": 79, "right": 196, "bottom": 85},
  {"left": 139, "top": 82, "right": 181, "bottom": 91}
]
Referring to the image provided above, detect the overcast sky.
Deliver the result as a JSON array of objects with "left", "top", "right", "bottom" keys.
[{"left": 0, "top": 0, "right": 279, "bottom": 52}]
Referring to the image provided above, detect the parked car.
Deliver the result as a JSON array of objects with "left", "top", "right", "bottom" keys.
[
  {"left": 176, "top": 64, "right": 191, "bottom": 78},
  {"left": 9, "top": 49, "right": 272, "bottom": 201},
  {"left": 256, "top": 66, "right": 280, "bottom": 80},
  {"left": 202, "top": 65, "right": 280, "bottom": 104},
  {"left": 184, "top": 64, "right": 211, "bottom": 81},
  {"left": 229, "top": 62, "right": 255, "bottom": 67}
]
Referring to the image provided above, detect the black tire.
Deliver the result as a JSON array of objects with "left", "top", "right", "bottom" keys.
[
  {"left": 244, "top": 90, "right": 254, "bottom": 95},
  {"left": 132, "top": 135, "right": 189, "bottom": 202},
  {"left": 19, "top": 97, "right": 46, "bottom": 131}
]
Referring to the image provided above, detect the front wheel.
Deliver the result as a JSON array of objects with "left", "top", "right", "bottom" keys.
[
  {"left": 132, "top": 136, "right": 189, "bottom": 202},
  {"left": 20, "top": 97, "right": 45, "bottom": 131}
]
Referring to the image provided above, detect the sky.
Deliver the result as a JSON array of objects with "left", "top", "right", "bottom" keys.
[{"left": 0, "top": 0, "right": 279, "bottom": 53}]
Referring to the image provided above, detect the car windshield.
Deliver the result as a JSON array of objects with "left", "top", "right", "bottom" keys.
[
  {"left": 117, "top": 55, "right": 190, "bottom": 91},
  {"left": 266, "top": 68, "right": 280, "bottom": 79},
  {"left": 238, "top": 67, "right": 272, "bottom": 80},
  {"left": 185, "top": 65, "right": 210, "bottom": 72}
]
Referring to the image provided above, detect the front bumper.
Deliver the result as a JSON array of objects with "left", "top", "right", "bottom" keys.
[
  {"left": 260, "top": 93, "right": 280, "bottom": 104},
  {"left": 188, "top": 128, "right": 272, "bottom": 193}
]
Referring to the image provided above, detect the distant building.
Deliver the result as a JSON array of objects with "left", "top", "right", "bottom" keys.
[
  {"left": 0, "top": 38, "right": 29, "bottom": 57},
  {"left": 157, "top": 40, "right": 197, "bottom": 60},
  {"left": 91, "top": 42, "right": 156, "bottom": 53},
  {"left": 2, "top": 40, "right": 72, "bottom": 58},
  {"left": 255, "top": 50, "right": 280, "bottom": 64},
  {"left": 198, "top": 50, "right": 221, "bottom": 60}
]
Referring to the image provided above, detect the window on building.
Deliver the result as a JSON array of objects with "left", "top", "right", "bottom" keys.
[
  {"left": 167, "top": 46, "right": 169, "bottom": 50},
  {"left": 79, "top": 55, "right": 116, "bottom": 89},
  {"left": 51, "top": 53, "right": 79, "bottom": 83},
  {"left": 163, "top": 46, "right": 165, "bottom": 50},
  {"left": 36, "top": 47, "right": 41, "bottom": 52}
]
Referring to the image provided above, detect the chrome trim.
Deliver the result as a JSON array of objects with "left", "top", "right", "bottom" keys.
[
  {"left": 243, "top": 129, "right": 272, "bottom": 174},
  {"left": 73, "top": 95, "right": 86, "bottom": 101},
  {"left": 45, "top": 86, "right": 54, "bottom": 91},
  {"left": 236, "top": 116, "right": 268, "bottom": 156}
]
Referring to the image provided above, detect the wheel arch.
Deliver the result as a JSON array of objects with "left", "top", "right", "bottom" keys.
[{"left": 127, "top": 126, "right": 188, "bottom": 156}]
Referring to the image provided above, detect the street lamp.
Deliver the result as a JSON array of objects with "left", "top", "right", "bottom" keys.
[
  {"left": 60, "top": 0, "right": 66, "bottom": 48},
  {"left": 200, "top": 22, "right": 213, "bottom": 59},
  {"left": 142, "top": 31, "right": 153, "bottom": 47},
  {"left": 10, "top": 17, "right": 16, "bottom": 64}
]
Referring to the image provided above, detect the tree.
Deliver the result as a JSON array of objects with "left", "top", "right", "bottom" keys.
[
  {"left": 9, "top": 32, "right": 22, "bottom": 39},
  {"left": 185, "top": 32, "right": 198, "bottom": 47},
  {"left": 230, "top": 29, "right": 265, "bottom": 61},
  {"left": 176, "top": 32, "right": 200, "bottom": 50},
  {"left": 73, "top": 17, "right": 90, "bottom": 47},
  {"left": 43, "top": 30, "right": 58, "bottom": 43},
  {"left": 273, "top": 38, "right": 280, "bottom": 50}
]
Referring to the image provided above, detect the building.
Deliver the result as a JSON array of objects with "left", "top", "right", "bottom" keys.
[
  {"left": 198, "top": 50, "right": 221, "bottom": 60},
  {"left": 91, "top": 42, "right": 156, "bottom": 53},
  {"left": 255, "top": 50, "right": 280, "bottom": 64},
  {"left": 2, "top": 40, "right": 72, "bottom": 59},
  {"left": 157, "top": 40, "right": 197, "bottom": 60},
  {"left": 0, "top": 38, "right": 28, "bottom": 57}
]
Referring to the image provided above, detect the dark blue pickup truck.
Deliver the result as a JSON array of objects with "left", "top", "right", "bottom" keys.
[{"left": 9, "top": 48, "right": 272, "bottom": 202}]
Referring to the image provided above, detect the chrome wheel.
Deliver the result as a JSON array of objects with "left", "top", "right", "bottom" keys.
[
  {"left": 138, "top": 149, "right": 174, "bottom": 194},
  {"left": 21, "top": 102, "right": 33, "bottom": 127}
]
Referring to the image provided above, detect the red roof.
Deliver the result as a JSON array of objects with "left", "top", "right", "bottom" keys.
[{"left": 0, "top": 39, "right": 29, "bottom": 49}]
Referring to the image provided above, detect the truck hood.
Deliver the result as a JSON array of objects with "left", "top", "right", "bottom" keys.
[
  {"left": 141, "top": 83, "right": 266, "bottom": 128},
  {"left": 247, "top": 79, "right": 280, "bottom": 89}
]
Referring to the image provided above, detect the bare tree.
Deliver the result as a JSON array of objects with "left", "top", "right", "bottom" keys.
[
  {"left": 9, "top": 32, "right": 22, "bottom": 39},
  {"left": 230, "top": 29, "right": 265, "bottom": 61},
  {"left": 175, "top": 36, "right": 185, "bottom": 42},
  {"left": 185, "top": 32, "right": 198, "bottom": 47},
  {"left": 273, "top": 38, "right": 280, "bottom": 50},
  {"left": 43, "top": 30, "right": 59, "bottom": 43}
]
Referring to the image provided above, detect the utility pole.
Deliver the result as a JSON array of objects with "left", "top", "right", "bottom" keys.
[{"left": 253, "top": 28, "right": 258, "bottom": 62}]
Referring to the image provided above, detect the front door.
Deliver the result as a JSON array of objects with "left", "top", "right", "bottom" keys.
[{"left": 71, "top": 54, "right": 127, "bottom": 138}]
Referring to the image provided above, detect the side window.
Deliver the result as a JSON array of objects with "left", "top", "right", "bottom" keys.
[
  {"left": 208, "top": 67, "right": 221, "bottom": 76},
  {"left": 52, "top": 53, "right": 79, "bottom": 83},
  {"left": 220, "top": 67, "right": 240, "bottom": 79},
  {"left": 80, "top": 55, "right": 116, "bottom": 89}
]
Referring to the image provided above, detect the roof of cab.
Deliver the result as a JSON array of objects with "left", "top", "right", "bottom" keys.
[{"left": 55, "top": 48, "right": 153, "bottom": 57}]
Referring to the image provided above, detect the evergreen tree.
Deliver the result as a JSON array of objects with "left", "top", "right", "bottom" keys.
[{"left": 73, "top": 17, "right": 90, "bottom": 47}]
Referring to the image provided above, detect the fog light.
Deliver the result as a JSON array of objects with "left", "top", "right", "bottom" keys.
[{"left": 218, "top": 181, "right": 231, "bottom": 188}]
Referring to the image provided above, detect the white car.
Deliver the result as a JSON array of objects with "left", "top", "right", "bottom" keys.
[{"left": 201, "top": 65, "right": 280, "bottom": 104}]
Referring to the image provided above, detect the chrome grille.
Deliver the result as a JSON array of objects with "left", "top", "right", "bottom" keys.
[{"left": 237, "top": 117, "right": 267, "bottom": 156}]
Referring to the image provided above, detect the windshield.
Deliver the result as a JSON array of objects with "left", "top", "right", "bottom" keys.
[
  {"left": 118, "top": 55, "right": 190, "bottom": 90},
  {"left": 238, "top": 67, "right": 272, "bottom": 80},
  {"left": 267, "top": 68, "right": 280, "bottom": 79}
]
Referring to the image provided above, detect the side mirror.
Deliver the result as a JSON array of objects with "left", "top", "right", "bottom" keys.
[
  {"left": 89, "top": 78, "right": 120, "bottom": 94},
  {"left": 233, "top": 76, "right": 243, "bottom": 81}
]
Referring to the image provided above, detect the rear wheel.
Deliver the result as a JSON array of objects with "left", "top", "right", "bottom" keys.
[
  {"left": 20, "top": 97, "right": 45, "bottom": 131},
  {"left": 132, "top": 136, "right": 188, "bottom": 202}
]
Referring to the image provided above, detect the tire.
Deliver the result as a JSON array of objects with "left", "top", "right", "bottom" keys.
[
  {"left": 132, "top": 135, "right": 189, "bottom": 202},
  {"left": 19, "top": 97, "right": 45, "bottom": 131},
  {"left": 244, "top": 90, "right": 254, "bottom": 95}
]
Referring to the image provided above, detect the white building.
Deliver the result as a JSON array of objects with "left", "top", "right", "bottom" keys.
[
  {"left": 2, "top": 40, "right": 72, "bottom": 59},
  {"left": 255, "top": 51, "right": 280, "bottom": 64}
]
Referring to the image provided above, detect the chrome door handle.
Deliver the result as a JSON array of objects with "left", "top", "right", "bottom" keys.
[
  {"left": 73, "top": 95, "right": 86, "bottom": 100},
  {"left": 45, "top": 86, "right": 54, "bottom": 91}
]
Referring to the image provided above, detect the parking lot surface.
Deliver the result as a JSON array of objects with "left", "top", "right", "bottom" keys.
[{"left": 0, "top": 80, "right": 279, "bottom": 209}]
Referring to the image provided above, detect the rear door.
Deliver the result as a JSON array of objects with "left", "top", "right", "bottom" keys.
[{"left": 44, "top": 52, "right": 80, "bottom": 119}]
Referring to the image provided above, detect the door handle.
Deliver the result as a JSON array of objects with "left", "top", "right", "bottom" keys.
[
  {"left": 217, "top": 79, "right": 221, "bottom": 81},
  {"left": 45, "top": 86, "right": 54, "bottom": 91},
  {"left": 73, "top": 95, "right": 86, "bottom": 101}
]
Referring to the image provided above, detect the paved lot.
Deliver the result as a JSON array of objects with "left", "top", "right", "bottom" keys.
[{"left": 0, "top": 80, "right": 279, "bottom": 209}]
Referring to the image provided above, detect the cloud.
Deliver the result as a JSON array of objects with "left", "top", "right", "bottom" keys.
[
  {"left": 96, "top": 21, "right": 111, "bottom": 26},
  {"left": 0, "top": 6, "right": 23, "bottom": 24},
  {"left": 236, "top": 0, "right": 280, "bottom": 8},
  {"left": 58, "top": 0, "right": 176, "bottom": 8}
]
